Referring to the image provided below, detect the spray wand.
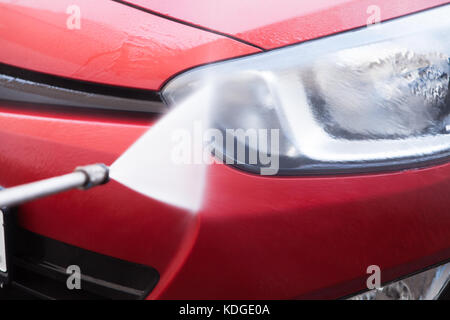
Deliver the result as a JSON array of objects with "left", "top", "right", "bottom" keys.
[{"left": 0, "top": 164, "right": 109, "bottom": 208}]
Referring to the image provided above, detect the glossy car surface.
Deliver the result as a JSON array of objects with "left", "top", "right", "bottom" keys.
[{"left": 0, "top": 0, "right": 449, "bottom": 299}]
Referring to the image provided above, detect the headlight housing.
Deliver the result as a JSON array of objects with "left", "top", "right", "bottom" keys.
[{"left": 162, "top": 5, "right": 450, "bottom": 175}]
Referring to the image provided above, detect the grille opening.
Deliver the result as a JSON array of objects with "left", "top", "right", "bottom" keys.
[{"left": 1, "top": 228, "right": 159, "bottom": 300}]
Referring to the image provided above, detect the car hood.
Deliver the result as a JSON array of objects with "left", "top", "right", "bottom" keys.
[{"left": 121, "top": 0, "right": 448, "bottom": 49}]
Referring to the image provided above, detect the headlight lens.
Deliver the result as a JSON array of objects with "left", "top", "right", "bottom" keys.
[{"left": 162, "top": 5, "right": 450, "bottom": 175}]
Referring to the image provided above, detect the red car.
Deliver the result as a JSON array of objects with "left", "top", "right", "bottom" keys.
[{"left": 0, "top": 0, "right": 449, "bottom": 300}]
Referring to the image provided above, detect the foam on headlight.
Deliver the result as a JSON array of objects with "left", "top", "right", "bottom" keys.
[{"left": 308, "top": 44, "right": 449, "bottom": 138}]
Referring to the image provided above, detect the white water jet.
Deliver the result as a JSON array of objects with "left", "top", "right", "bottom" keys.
[{"left": 110, "top": 87, "right": 212, "bottom": 212}]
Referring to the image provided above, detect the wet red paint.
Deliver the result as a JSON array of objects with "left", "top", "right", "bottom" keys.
[
  {"left": 124, "top": 0, "right": 449, "bottom": 49},
  {"left": 0, "top": 0, "right": 259, "bottom": 90},
  {"left": 1, "top": 101, "right": 450, "bottom": 299},
  {"left": 0, "top": 0, "right": 449, "bottom": 299}
]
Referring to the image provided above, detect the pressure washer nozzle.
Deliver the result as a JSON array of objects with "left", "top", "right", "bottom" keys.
[{"left": 75, "top": 163, "right": 110, "bottom": 189}]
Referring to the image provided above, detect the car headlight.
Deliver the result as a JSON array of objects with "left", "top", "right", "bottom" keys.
[{"left": 162, "top": 5, "right": 450, "bottom": 175}]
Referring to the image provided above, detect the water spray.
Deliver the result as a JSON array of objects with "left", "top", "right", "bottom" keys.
[{"left": 0, "top": 87, "right": 212, "bottom": 211}]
